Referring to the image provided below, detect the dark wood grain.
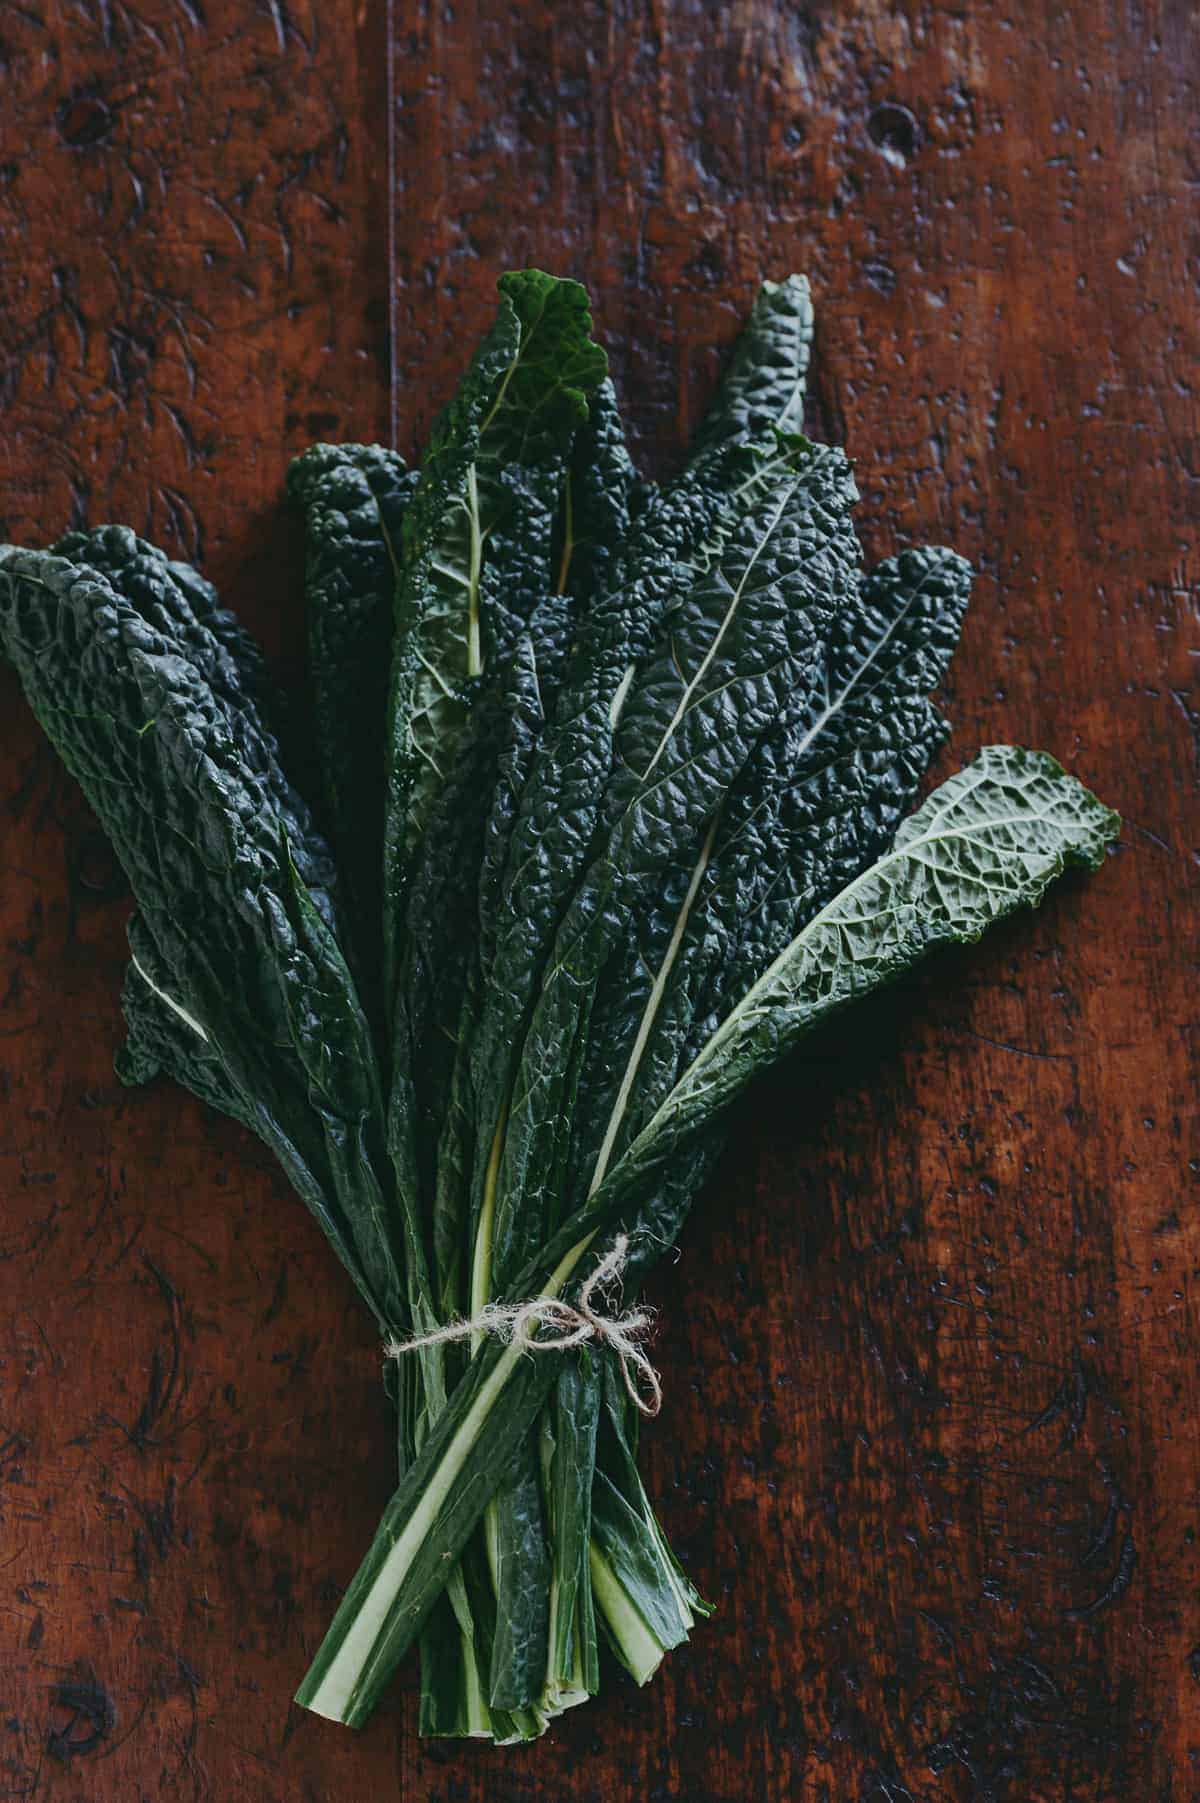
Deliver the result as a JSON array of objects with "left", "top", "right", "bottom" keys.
[{"left": 1, "top": 3, "right": 1196, "bottom": 1799}]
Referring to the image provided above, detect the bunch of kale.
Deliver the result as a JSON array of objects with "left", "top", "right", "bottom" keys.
[{"left": 0, "top": 272, "right": 1115, "bottom": 1739}]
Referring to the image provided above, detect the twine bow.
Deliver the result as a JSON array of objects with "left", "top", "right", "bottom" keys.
[{"left": 383, "top": 1233, "right": 661, "bottom": 1417}]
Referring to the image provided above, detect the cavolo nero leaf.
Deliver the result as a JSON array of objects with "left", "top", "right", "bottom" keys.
[
  {"left": 400, "top": 358, "right": 652, "bottom": 1739},
  {"left": 382, "top": 271, "right": 607, "bottom": 1000},
  {"left": 38, "top": 524, "right": 351, "bottom": 1124},
  {"left": 297, "top": 746, "right": 1116, "bottom": 1729},
  {"left": 387, "top": 364, "right": 660, "bottom": 1727},
  {"left": 690, "top": 273, "right": 814, "bottom": 457},
  {"left": 418, "top": 610, "right": 571, "bottom": 1317},
  {"left": 382, "top": 306, "right": 660, "bottom": 1736},
  {"left": 573, "top": 545, "right": 974, "bottom": 1247},
  {"left": 46, "top": 521, "right": 479, "bottom": 1724},
  {"left": 288, "top": 442, "right": 418, "bottom": 992},
  {"left": 0, "top": 545, "right": 404, "bottom": 1334},
  {"left": 378, "top": 279, "right": 600, "bottom": 1325},
  {"left": 536, "top": 276, "right": 818, "bottom": 1700},
  {"left": 395, "top": 607, "right": 576, "bottom": 1724},
  {"left": 590, "top": 746, "right": 1118, "bottom": 1233},
  {"left": 557, "top": 376, "right": 655, "bottom": 608},
  {"left": 460, "top": 429, "right": 817, "bottom": 1276},
  {"left": 690, "top": 546, "right": 973, "bottom": 1040},
  {"left": 385, "top": 272, "right": 610, "bottom": 1331},
  {"left": 562, "top": 549, "right": 972, "bottom": 1340}
]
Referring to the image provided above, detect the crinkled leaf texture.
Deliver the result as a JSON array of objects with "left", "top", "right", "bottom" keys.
[
  {"left": 382, "top": 271, "right": 607, "bottom": 996},
  {"left": 0, "top": 544, "right": 403, "bottom": 1334},
  {"left": 288, "top": 442, "right": 418, "bottom": 991},
  {"left": 690, "top": 273, "right": 814, "bottom": 455},
  {"left": 607, "top": 746, "right": 1118, "bottom": 1219}
]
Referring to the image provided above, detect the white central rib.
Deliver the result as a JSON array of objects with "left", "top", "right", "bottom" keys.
[
  {"left": 588, "top": 814, "right": 719, "bottom": 1196},
  {"left": 130, "top": 954, "right": 209, "bottom": 1042}
]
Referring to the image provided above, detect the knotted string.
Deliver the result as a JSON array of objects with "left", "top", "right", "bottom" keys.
[{"left": 383, "top": 1233, "right": 661, "bottom": 1417}]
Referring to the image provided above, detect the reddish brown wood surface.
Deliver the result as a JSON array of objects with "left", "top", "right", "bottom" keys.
[{"left": 0, "top": 3, "right": 1197, "bottom": 1798}]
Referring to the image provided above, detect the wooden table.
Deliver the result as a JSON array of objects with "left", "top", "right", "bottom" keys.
[{"left": 1, "top": 4, "right": 1195, "bottom": 1798}]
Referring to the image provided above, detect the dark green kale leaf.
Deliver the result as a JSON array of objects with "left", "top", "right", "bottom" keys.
[
  {"left": 0, "top": 545, "right": 403, "bottom": 1334},
  {"left": 379, "top": 279, "right": 610, "bottom": 1734},
  {"left": 412, "top": 356, "right": 653, "bottom": 1319},
  {"left": 44, "top": 523, "right": 354, "bottom": 1125},
  {"left": 585, "top": 748, "right": 1119, "bottom": 1249},
  {"left": 395, "top": 370, "right": 644, "bottom": 1254},
  {"left": 556, "top": 376, "right": 655, "bottom": 611},
  {"left": 575, "top": 545, "right": 974, "bottom": 1245},
  {"left": 288, "top": 442, "right": 418, "bottom": 993},
  {"left": 382, "top": 271, "right": 607, "bottom": 1001},
  {"left": 690, "top": 273, "right": 814, "bottom": 457},
  {"left": 50, "top": 524, "right": 330, "bottom": 912},
  {"left": 408, "top": 606, "right": 572, "bottom": 1317}
]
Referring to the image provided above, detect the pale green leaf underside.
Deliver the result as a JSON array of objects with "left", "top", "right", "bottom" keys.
[{"left": 608, "top": 745, "right": 1118, "bottom": 1201}]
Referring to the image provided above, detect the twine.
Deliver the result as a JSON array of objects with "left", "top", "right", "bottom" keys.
[{"left": 383, "top": 1234, "right": 661, "bottom": 1417}]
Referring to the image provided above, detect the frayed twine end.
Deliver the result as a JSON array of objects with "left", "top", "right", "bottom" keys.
[{"left": 383, "top": 1233, "right": 661, "bottom": 1417}]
